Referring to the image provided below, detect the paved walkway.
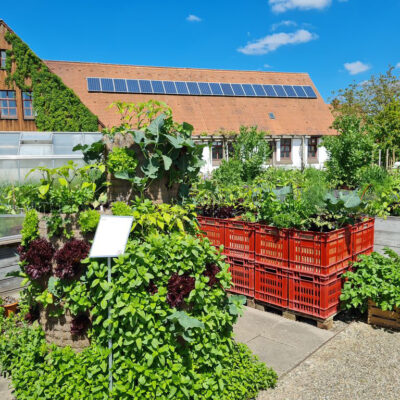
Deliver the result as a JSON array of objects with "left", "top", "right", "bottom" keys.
[
  {"left": 0, "top": 375, "right": 13, "bottom": 400},
  {"left": 234, "top": 306, "right": 336, "bottom": 376}
]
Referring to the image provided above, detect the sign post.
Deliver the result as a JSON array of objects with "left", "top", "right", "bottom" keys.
[{"left": 89, "top": 215, "right": 134, "bottom": 393}]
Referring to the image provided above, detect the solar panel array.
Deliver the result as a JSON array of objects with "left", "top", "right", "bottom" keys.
[{"left": 86, "top": 77, "right": 317, "bottom": 99}]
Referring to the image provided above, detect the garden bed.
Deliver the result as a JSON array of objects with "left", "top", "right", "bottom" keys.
[{"left": 368, "top": 300, "right": 400, "bottom": 331}]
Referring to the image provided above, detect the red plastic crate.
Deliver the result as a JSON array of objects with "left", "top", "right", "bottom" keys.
[
  {"left": 224, "top": 220, "right": 255, "bottom": 259},
  {"left": 353, "top": 246, "right": 374, "bottom": 262},
  {"left": 227, "top": 257, "right": 254, "bottom": 297},
  {"left": 288, "top": 271, "right": 345, "bottom": 319},
  {"left": 197, "top": 216, "right": 225, "bottom": 247},
  {"left": 255, "top": 263, "right": 288, "bottom": 308},
  {"left": 255, "top": 224, "right": 289, "bottom": 267},
  {"left": 352, "top": 218, "right": 375, "bottom": 256},
  {"left": 289, "top": 227, "right": 352, "bottom": 276}
]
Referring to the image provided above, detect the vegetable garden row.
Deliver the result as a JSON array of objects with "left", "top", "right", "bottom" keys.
[{"left": 199, "top": 216, "right": 374, "bottom": 320}]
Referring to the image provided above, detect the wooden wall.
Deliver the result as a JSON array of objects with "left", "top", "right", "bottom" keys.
[{"left": 0, "top": 23, "right": 37, "bottom": 132}]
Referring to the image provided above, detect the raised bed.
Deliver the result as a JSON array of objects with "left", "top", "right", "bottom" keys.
[
  {"left": 227, "top": 256, "right": 254, "bottom": 297},
  {"left": 197, "top": 216, "right": 225, "bottom": 247},
  {"left": 368, "top": 300, "right": 400, "bottom": 331},
  {"left": 224, "top": 220, "right": 255, "bottom": 259},
  {"left": 287, "top": 271, "right": 344, "bottom": 319},
  {"left": 289, "top": 227, "right": 352, "bottom": 276},
  {"left": 255, "top": 225, "right": 289, "bottom": 268},
  {"left": 254, "top": 264, "right": 288, "bottom": 308}
]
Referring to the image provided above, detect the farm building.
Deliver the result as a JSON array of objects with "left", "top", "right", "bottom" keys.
[{"left": 0, "top": 19, "right": 335, "bottom": 174}]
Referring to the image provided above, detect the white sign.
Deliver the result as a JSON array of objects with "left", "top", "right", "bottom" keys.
[{"left": 89, "top": 215, "right": 134, "bottom": 258}]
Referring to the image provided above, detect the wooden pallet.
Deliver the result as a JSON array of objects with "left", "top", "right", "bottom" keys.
[
  {"left": 253, "top": 301, "right": 335, "bottom": 330},
  {"left": 368, "top": 300, "right": 400, "bottom": 331}
]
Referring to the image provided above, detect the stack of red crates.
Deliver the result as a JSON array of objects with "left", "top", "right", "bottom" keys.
[{"left": 198, "top": 215, "right": 375, "bottom": 320}]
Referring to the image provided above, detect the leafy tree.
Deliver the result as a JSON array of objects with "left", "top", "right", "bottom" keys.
[
  {"left": 373, "top": 99, "right": 400, "bottom": 152},
  {"left": 322, "top": 115, "right": 375, "bottom": 187}
]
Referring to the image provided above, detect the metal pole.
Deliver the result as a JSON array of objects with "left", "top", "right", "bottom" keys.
[{"left": 108, "top": 257, "right": 113, "bottom": 393}]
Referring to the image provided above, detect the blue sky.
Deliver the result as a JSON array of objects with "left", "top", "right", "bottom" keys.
[{"left": 1, "top": 0, "right": 399, "bottom": 101}]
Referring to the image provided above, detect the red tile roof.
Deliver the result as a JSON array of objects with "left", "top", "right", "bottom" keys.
[{"left": 44, "top": 60, "right": 335, "bottom": 136}]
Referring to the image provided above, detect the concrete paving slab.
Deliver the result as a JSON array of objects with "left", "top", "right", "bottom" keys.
[{"left": 234, "top": 307, "right": 336, "bottom": 376}]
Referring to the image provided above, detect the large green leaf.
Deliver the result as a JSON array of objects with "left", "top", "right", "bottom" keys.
[
  {"left": 132, "top": 130, "right": 145, "bottom": 144},
  {"left": 162, "top": 155, "right": 172, "bottom": 171},
  {"left": 165, "top": 134, "right": 184, "bottom": 149},
  {"left": 228, "top": 295, "right": 247, "bottom": 316},
  {"left": 141, "top": 158, "right": 160, "bottom": 179},
  {"left": 114, "top": 171, "right": 131, "bottom": 181},
  {"left": 167, "top": 311, "right": 205, "bottom": 330},
  {"left": 341, "top": 191, "right": 361, "bottom": 209},
  {"left": 147, "top": 114, "right": 165, "bottom": 139}
]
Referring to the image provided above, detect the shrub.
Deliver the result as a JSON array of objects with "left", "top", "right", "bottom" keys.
[
  {"left": 341, "top": 249, "right": 400, "bottom": 312},
  {"left": 107, "top": 147, "right": 138, "bottom": 176},
  {"left": 111, "top": 201, "right": 133, "bottom": 216}
]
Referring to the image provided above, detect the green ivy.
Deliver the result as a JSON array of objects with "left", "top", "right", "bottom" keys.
[{"left": 4, "top": 31, "right": 99, "bottom": 132}]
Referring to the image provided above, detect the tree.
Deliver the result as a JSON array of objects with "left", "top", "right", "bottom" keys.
[
  {"left": 373, "top": 99, "right": 400, "bottom": 152},
  {"left": 322, "top": 115, "right": 375, "bottom": 188}
]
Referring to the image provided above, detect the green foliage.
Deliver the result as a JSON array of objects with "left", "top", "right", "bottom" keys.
[
  {"left": 4, "top": 32, "right": 99, "bottom": 132},
  {"left": 107, "top": 147, "right": 138, "bottom": 176},
  {"left": 20, "top": 209, "right": 39, "bottom": 246},
  {"left": 0, "top": 183, "right": 41, "bottom": 214},
  {"left": 73, "top": 141, "right": 106, "bottom": 164},
  {"left": 322, "top": 115, "right": 375, "bottom": 187},
  {"left": 341, "top": 249, "right": 400, "bottom": 312},
  {"left": 111, "top": 201, "right": 134, "bottom": 216},
  {"left": 27, "top": 161, "right": 106, "bottom": 213},
  {"left": 105, "top": 101, "right": 204, "bottom": 197},
  {"left": 373, "top": 99, "right": 400, "bottom": 152},
  {"left": 212, "top": 127, "right": 271, "bottom": 185},
  {"left": 78, "top": 210, "right": 101, "bottom": 234},
  {"left": 12, "top": 205, "right": 277, "bottom": 399}
]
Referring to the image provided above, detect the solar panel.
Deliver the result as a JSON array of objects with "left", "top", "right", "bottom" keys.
[
  {"left": 253, "top": 84, "right": 266, "bottom": 96},
  {"left": 303, "top": 86, "right": 317, "bottom": 98},
  {"left": 273, "top": 85, "right": 287, "bottom": 97},
  {"left": 220, "top": 83, "right": 234, "bottom": 96},
  {"left": 139, "top": 80, "right": 153, "bottom": 93},
  {"left": 100, "top": 78, "right": 114, "bottom": 92},
  {"left": 187, "top": 82, "right": 200, "bottom": 95},
  {"left": 151, "top": 80, "right": 165, "bottom": 94},
  {"left": 263, "top": 85, "right": 277, "bottom": 97},
  {"left": 283, "top": 85, "right": 296, "bottom": 97},
  {"left": 87, "top": 78, "right": 101, "bottom": 92},
  {"left": 163, "top": 81, "right": 177, "bottom": 94},
  {"left": 293, "top": 85, "right": 307, "bottom": 98},
  {"left": 175, "top": 81, "right": 189, "bottom": 95},
  {"left": 209, "top": 83, "right": 223, "bottom": 96},
  {"left": 242, "top": 84, "right": 256, "bottom": 96},
  {"left": 231, "top": 84, "right": 245, "bottom": 96},
  {"left": 87, "top": 77, "right": 317, "bottom": 99},
  {"left": 114, "top": 79, "right": 127, "bottom": 92},
  {"left": 198, "top": 82, "right": 212, "bottom": 95},
  {"left": 126, "top": 80, "right": 140, "bottom": 93}
]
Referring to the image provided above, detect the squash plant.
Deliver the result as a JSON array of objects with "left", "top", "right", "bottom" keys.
[{"left": 341, "top": 249, "right": 400, "bottom": 312}]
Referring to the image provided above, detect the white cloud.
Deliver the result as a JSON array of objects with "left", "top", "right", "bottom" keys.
[
  {"left": 263, "top": 64, "right": 272, "bottom": 68},
  {"left": 269, "top": 0, "right": 331, "bottom": 13},
  {"left": 271, "top": 20, "right": 297, "bottom": 31},
  {"left": 238, "top": 29, "right": 318, "bottom": 55},
  {"left": 396, "top": 62, "right": 400, "bottom": 69},
  {"left": 344, "top": 61, "right": 371, "bottom": 75},
  {"left": 186, "top": 14, "right": 202, "bottom": 22}
]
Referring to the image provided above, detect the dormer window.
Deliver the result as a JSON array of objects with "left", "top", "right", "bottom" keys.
[{"left": 0, "top": 50, "right": 6, "bottom": 69}]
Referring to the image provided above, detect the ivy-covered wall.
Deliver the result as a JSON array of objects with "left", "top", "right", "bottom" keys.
[{"left": 5, "top": 31, "right": 99, "bottom": 132}]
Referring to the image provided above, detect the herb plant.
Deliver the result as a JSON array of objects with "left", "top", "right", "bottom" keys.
[
  {"left": 78, "top": 210, "right": 100, "bottom": 234},
  {"left": 20, "top": 209, "right": 39, "bottom": 246}
]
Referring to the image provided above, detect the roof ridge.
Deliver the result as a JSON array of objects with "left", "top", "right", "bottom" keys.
[{"left": 43, "top": 60, "right": 310, "bottom": 75}]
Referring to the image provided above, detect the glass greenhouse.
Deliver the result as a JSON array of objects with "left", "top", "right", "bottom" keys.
[{"left": 0, "top": 132, "right": 102, "bottom": 183}]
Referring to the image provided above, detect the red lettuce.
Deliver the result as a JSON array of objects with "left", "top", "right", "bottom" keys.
[
  {"left": 166, "top": 273, "right": 195, "bottom": 308},
  {"left": 54, "top": 240, "right": 90, "bottom": 280},
  {"left": 204, "top": 263, "right": 221, "bottom": 287}
]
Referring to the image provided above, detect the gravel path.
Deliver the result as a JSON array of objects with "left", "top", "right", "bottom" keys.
[{"left": 258, "top": 321, "right": 400, "bottom": 400}]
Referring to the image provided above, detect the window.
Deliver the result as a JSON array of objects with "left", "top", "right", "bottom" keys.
[
  {"left": 0, "top": 90, "right": 17, "bottom": 119},
  {"left": 212, "top": 141, "right": 224, "bottom": 166},
  {"left": 308, "top": 137, "right": 319, "bottom": 162},
  {"left": 0, "top": 50, "right": 6, "bottom": 69},
  {"left": 280, "top": 139, "right": 291, "bottom": 160},
  {"left": 22, "top": 92, "right": 34, "bottom": 119},
  {"left": 268, "top": 112, "right": 275, "bottom": 119}
]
